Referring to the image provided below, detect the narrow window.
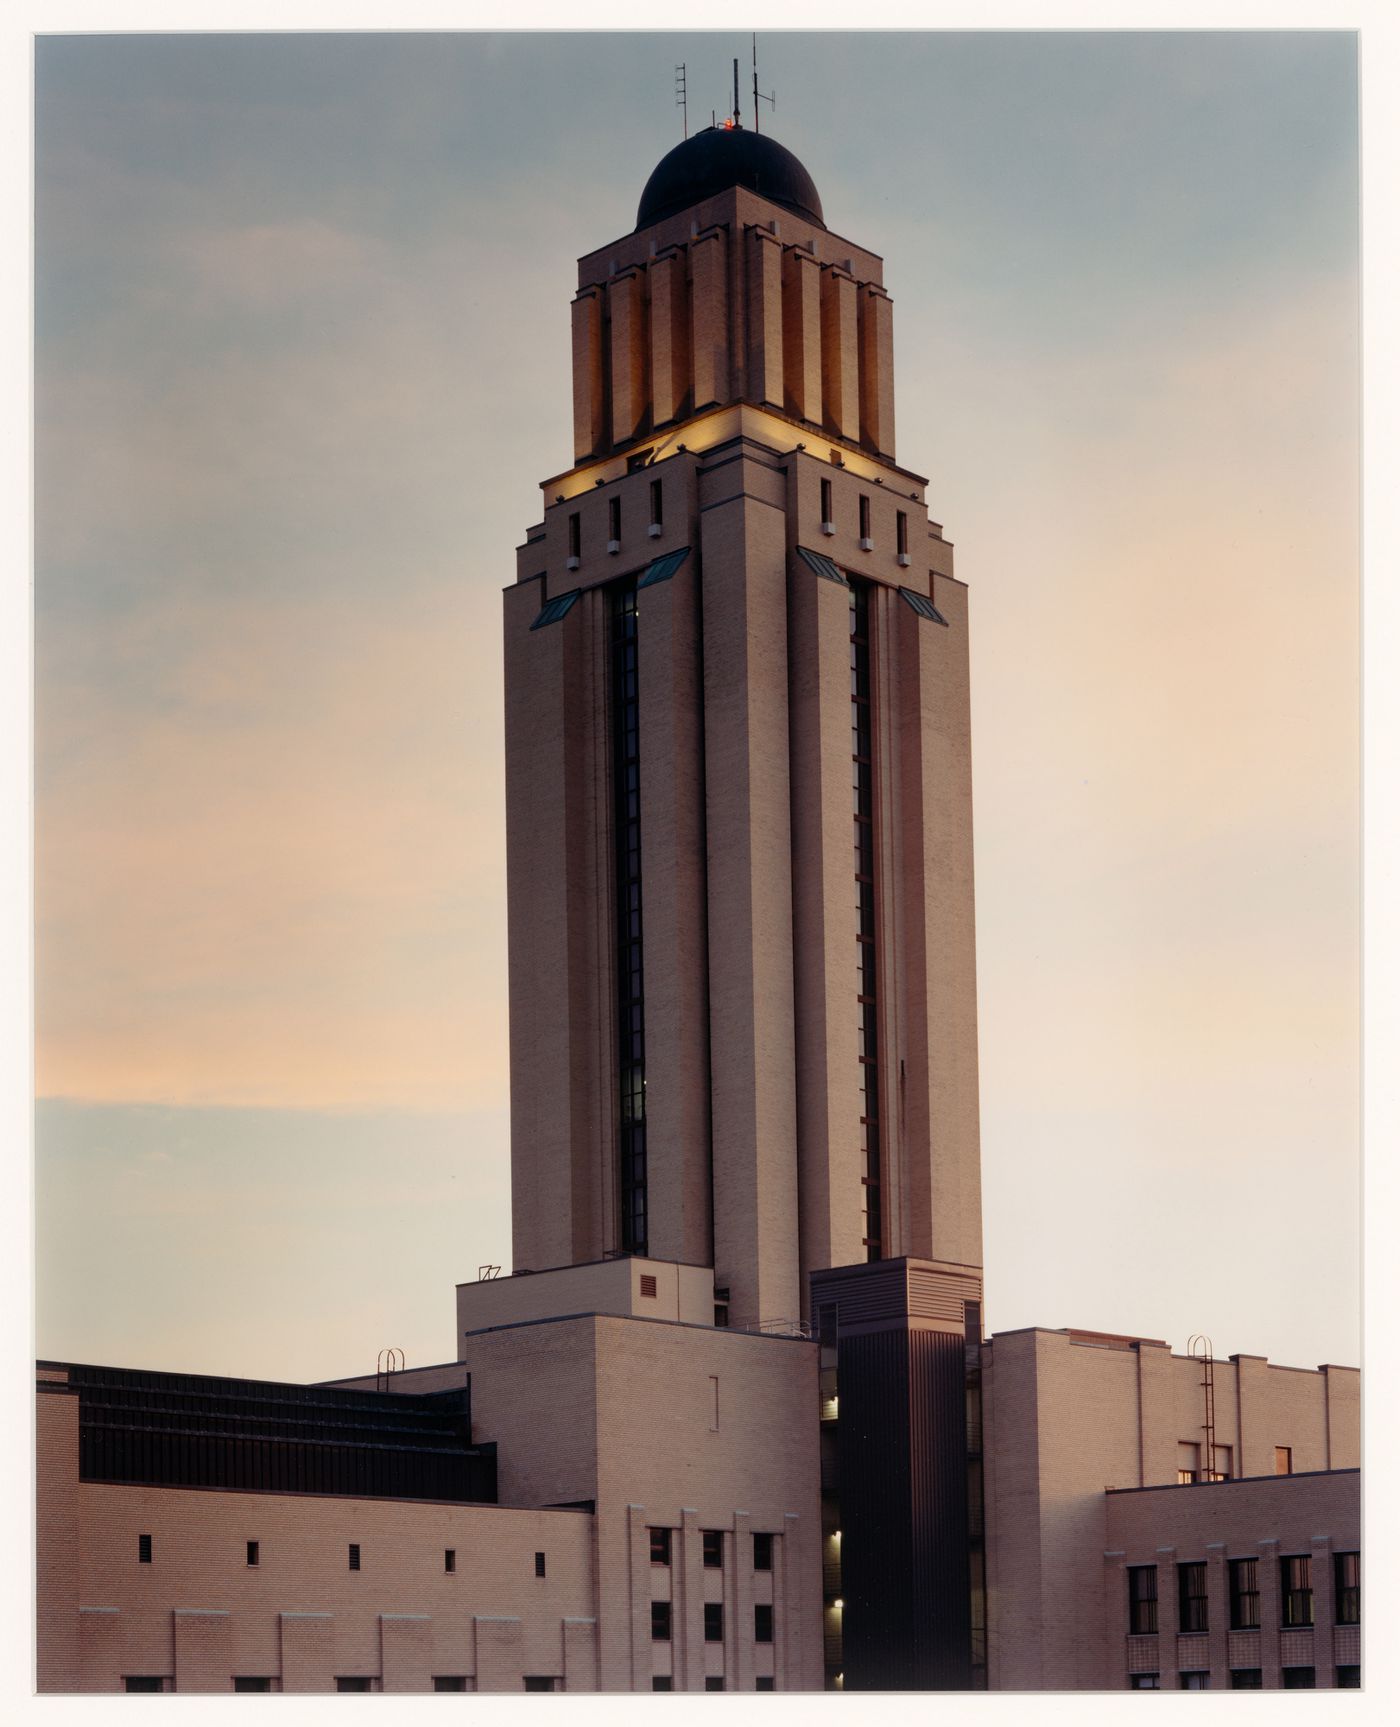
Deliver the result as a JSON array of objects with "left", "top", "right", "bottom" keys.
[
  {"left": 124, "top": 1677, "right": 164, "bottom": 1693},
  {"left": 1128, "top": 1675, "right": 1159, "bottom": 1690},
  {"left": 1280, "top": 1555, "right": 1313, "bottom": 1627},
  {"left": 858, "top": 494, "right": 871, "bottom": 542},
  {"left": 568, "top": 512, "right": 581, "bottom": 559},
  {"left": 1127, "top": 1565, "right": 1158, "bottom": 1635},
  {"left": 444, "top": 1549, "right": 456, "bottom": 1574},
  {"left": 234, "top": 1678, "right": 272, "bottom": 1692},
  {"left": 650, "top": 1527, "right": 672, "bottom": 1566},
  {"left": 348, "top": 1544, "right": 360, "bottom": 1572},
  {"left": 1282, "top": 1668, "right": 1316, "bottom": 1689},
  {"left": 708, "top": 1375, "right": 720, "bottom": 1431},
  {"left": 523, "top": 1677, "right": 556, "bottom": 1692},
  {"left": 1336, "top": 1666, "right": 1361, "bottom": 1688},
  {"left": 138, "top": 1533, "right": 152, "bottom": 1564},
  {"left": 336, "top": 1677, "right": 372, "bottom": 1692},
  {"left": 705, "top": 1676, "right": 726, "bottom": 1690},
  {"left": 703, "top": 1529, "right": 723, "bottom": 1568},
  {"left": 246, "top": 1540, "right": 259, "bottom": 1568},
  {"left": 1275, "top": 1445, "right": 1293, "bottom": 1475},
  {"left": 433, "top": 1678, "right": 467, "bottom": 1692},
  {"left": 652, "top": 1677, "right": 673, "bottom": 1691},
  {"left": 1179, "top": 1672, "right": 1210, "bottom": 1690},
  {"left": 820, "top": 477, "right": 833, "bottom": 524},
  {"left": 753, "top": 1532, "right": 773, "bottom": 1571},
  {"left": 609, "top": 496, "right": 621, "bottom": 545},
  {"left": 534, "top": 1550, "right": 547, "bottom": 1578},
  {"left": 1334, "top": 1551, "right": 1360, "bottom": 1624},
  {"left": 650, "top": 478, "right": 663, "bottom": 529},
  {"left": 651, "top": 1601, "right": 672, "bottom": 1642},
  {"left": 704, "top": 1602, "right": 724, "bottom": 1642},
  {"left": 1230, "top": 1670, "right": 1263, "bottom": 1689},
  {"left": 756, "top": 1677, "right": 776, "bottom": 1690},
  {"left": 1209, "top": 1443, "right": 1232, "bottom": 1482},
  {"left": 1229, "top": 1558, "right": 1260, "bottom": 1629},
  {"left": 896, "top": 510, "right": 908, "bottom": 555},
  {"left": 754, "top": 1604, "right": 774, "bottom": 1644},
  {"left": 1176, "top": 1441, "right": 1200, "bottom": 1485},
  {"left": 1178, "top": 1562, "right": 1208, "bottom": 1633}
]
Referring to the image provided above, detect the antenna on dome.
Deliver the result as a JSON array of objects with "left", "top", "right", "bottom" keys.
[
  {"left": 733, "top": 57, "right": 742, "bottom": 128},
  {"left": 752, "top": 34, "right": 775, "bottom": 134},
  {"left": 675, "top": 63, "right": 687, "bottom": 139}
]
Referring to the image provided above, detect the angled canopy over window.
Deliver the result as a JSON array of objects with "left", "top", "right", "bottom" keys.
[
  {"left": 530, "top": 589, "right": 582, "bottom": 631},
  {"left": 899, "top": 585, "right": 948, "bottom": 626},
  {"left": 795, "top": 545, "right": 849, "bottom": 587},
  {"left": 637, "top": 546, "right": 692, "bottom": 589}
]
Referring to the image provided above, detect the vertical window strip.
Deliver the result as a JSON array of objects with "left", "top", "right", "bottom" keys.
[
  {"left": 610, "top": 582, "right": 648, "bottom": 1254},
  {"left": 850, "top": 579, "right": 881, "bottom": 1260}
]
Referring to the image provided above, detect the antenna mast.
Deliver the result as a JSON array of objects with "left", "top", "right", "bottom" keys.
[
  {"left": 675, "top": 63, "right": 687, "bottom": 139},
  {"left": 751, "top": 34, "right": 776, "bottom": 133}
]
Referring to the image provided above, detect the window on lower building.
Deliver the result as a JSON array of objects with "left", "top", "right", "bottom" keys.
[
  {"left": 336, "top": 1677, "right": 372, "bottom": 1692},
  {"left": 444, "top": 1548, "right": 455, "bottom": 1574},
  {"left": 433, "top": 1678, "right": 467, "bottom": 1692},
  {"left": 1179, "top": 1672, "right": 1210, "bottom": 1690},
  {"left": 650, "top": 1527, "right": 672, "bottom": 1566},
  {"left": 1128, "top": 1565, "right": 1158, "bottom": 1634},
  {"left": 1128, "top": 1674, "right": 1159, "bottom": 1689},
  {"left": 1230, "top": 1670, "right": 1262, "bottom": 1689},
  {"left": 753, "top": 1532, "right": 773, "bottom": 1571},
  {"left": 1229, "top": 1557, "right": 1260, "bottom": 1629},
  {"left": 754, "top": 1604, "right": 774, "bottom": 1644},
  {"left": 756, "top": 1676, "right": 776, "bottom": 1690},
  {"left": 652, "top": 1677, "right": 673, "bottom": 1691},
  {"left": 1336, "top": 1666, "right": 1361, "bottom": 1688},
  {"left": 535, "top": 1551, "right": 546, "bottom": 1578},
  {"left": 348, "top": 1543, "right": 360, "bottom": 1572},
  {"left": 820, "top": 478, "right": 833, "bottom": 524},
  {"left": 858, "top": 494, "right": 871, "bottom": 541},
  {"left": 1275, "top": 1445, "right": 1293, "bottom": 1475},
  {"left": 703, "top": 1529, "right": 723, "bottom": 1568},
  {"left": 897, "top": 511, "right": 908, "bottom": 556},
  {"left": 650, "top": 479, "right": 663, "bottom": 530},
  {"left": 1208, "top": 1443, "right": 1233, "bottom": 1481},
  {"left": 1282, "top": 1668, "right": 1315, "bottom": 1689},
  {"left": 1178, "top": 1562, "right": 1208, "bottom": 1633},
  {"left": 124, "top": 1677, "right": 164, "bottom": 1693},
  {"left": 608, "top": 496, "right": 621, "bottom": 545},
  {"left": 523, "top": 1677, "right": 558, "bottom": 1692},
  {"left": 138, "top": 1533, "right": 152, "bottom": 1564},
  {"left": 705, "top": 1602, "right": 724, "bottom": 1642},
  {"left": 246, "top": 1540, "right": 259, "bottom": 1567},
  {"left": 1281, "top": 1555, "right": 1313, "bottom": 1627},
  {"left": 705, "top": 1677, "right": 726, "bottom": 1691},
  {"left": 568, "top": 513, "right": 581, "bottom": 560},
  {"left": 1334, "top": 1550, "right": 1360, "bottom": 1624},
  {"left": 234, "top": 1678, "right": 272, "bottom": 1692},
  {"left": 1177, "top": 1441, "right": 1200, "bottom": 1485},
  {"left": 652, "top": 1602, "right": 672, "bottom": 1642}
]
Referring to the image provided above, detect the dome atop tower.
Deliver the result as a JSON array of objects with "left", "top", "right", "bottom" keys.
[{"left": 635, "top": 126, "right": 825, "bottom": 231}]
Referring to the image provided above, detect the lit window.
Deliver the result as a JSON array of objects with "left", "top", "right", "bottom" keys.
[
  {"left": 705, "top": 1602, "right": 724, "bottom": 1642},
  {"left": 1229, "top": 1558, "right": 1259, "bottom": 1630},
  {"left": 1178, "top": 1562, "right": 1208, "bottom": 1633},
  {"left": 652, "top": 1601, "right": 672, "bottom": 1642},
  {"left": 1177, "top": 1441, "right": 1200, "bottom": 1485},
  {"left": 1280, "top": 1556, "right": 1313, "bottom": 1627},
  {"left": 1208, "top": 1444, "right": 1232, "bottom": 1481},
  {"left": 650, "top": 1527, "right": 672, "bottom": 1566},
  {"left": 1334, "top": 1551, "right": 1359, "bottom": 1624},
  {"left": 703, "top": 1530, "right": 723, "bottom": 1569},
  {"left": 1128, "top": 1565, "right": 1158, "bottom": 1635}
]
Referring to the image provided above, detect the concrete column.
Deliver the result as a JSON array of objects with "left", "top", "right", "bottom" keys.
[
  {"left": 280, "top": 1611, "right": 333, "bottom": 1694},
  {"left": 637, "top": 558, "right": 712, "bottom": 1268},
  {"left": 789, "top": 559, "right": 864, "bottom": 1289},
  {"left": 746, "top": 227, "right": 785, "bottom": 409},
  {"left": 379, "top": 1614, "right": 431, "bottom": 1693},
  {"left": 563, "top": 1617, "right": 599, "bottom": 1692},
  {"left": 174, "top": 1609, "right": 232, "bottom": 1693},
  {"left": 820, "top": 265, "right": 859, "bottom": 443},
  {"left": 648, "top": 248, "right": 690, "bottom": 427},
  {"left": 571, "top": 287, "right": 605, "bottom": 460},
  {"left": 609, "top": 268, "right": 648, "bottom": 448},
  {"left": 700, "top": 474, "right": 800, "bottom": 1328},
  {"left": 690, "top": 228, "right": 729, "bottom": 410},
  {"left": 783, "top": 246, "right": 823, "bottom": 425},
  {"left": 858, "top": 283, "right": 896, "bottom": 458}
]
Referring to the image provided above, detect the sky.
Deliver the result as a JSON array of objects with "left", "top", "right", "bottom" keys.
[{"left": 30, "top": 26, "right": 1362, "bottom": 1386}]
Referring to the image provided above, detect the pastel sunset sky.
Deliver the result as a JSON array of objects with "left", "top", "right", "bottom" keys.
[{"left": 33, "top": 26, "right": 1360, "bottom": 1384}]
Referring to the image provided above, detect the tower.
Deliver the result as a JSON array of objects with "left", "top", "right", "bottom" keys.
[{"left": 505, "top": 123, "right": 981, "bottom": 1330}]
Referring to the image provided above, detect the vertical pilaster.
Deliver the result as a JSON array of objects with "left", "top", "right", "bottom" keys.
[
  {"left": 783, "top": 246, "right": 823, "bottom": 425},
  {"left": 627, "top": 1504, "right": 652, "bottom": 1692},
  {"left": 571, "top": 287, "right": 605, "bottom": 460},
  {"left": 858, "top": 282, "right": 896, "bottom": 458},
  {"left": 174, "top": 1609, "right": 232, "bottom": 1693},
  {"left": 648, "top": 248, "right": 690, "bottom": 427},
  {"left": 608, "top": 268, "right": 647, "bottom": 447},
  {"left": 1205, "top": 1543, "right": 1229, "bottom": 1683},
  {"left": 680, "top": 1509, "right": 704, "bottom": 1692},
  {"left": 731, "top": 1511, "right": 754, "bottom": 1691},
  {"left": 746, "top": 227, "right": 785, "bottom": 409},
  {"left": 380, "top": 1614, "right": 431, "bottom": 1694},
  {"left": 820, "top": 265, "right": 859, "bottom": 443},
  {"left": 1257, "top": 1539, "right": 1281, "bottom": 1688},
  {"left": 1311, "top": 1536, "right": 1334, "bottom": 1687},
  {"left": 690, "top": 228, "right": 729, "bottom": 410},
  {"left": 1156, "top": 1547, "right": 1179, "bottom": 1689},
  {"left": 36, "top": 1390, "right": 80, "bottom": 1692}
]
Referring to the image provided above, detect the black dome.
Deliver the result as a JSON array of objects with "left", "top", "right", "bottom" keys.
[{"left": 636, "top": 127, "right": 825, "bottom": 231}]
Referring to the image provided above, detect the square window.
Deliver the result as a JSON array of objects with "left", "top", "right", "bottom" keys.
[
  {"left": 138, "top": 1533, "right": 152, "bottom": 1564},
  {"left": 348, "top": 1543, "right": 360, "bottom": 1572},
  {"left": 753, "top": 1532, "right": 773, "bottom": 1571},
  {"left": 650, "top": 1527, "right": 672, "bottom": 1566},
  {"left": 705, "top": 1602, "right": 724, "bottom": 1643},
  {"left": 433, "top": 1678, "right": 467, "bottom": 1692},
  {"left": 754, "top": 1604, "right": 774, "bottom": 1644},
  {"left": 703, "top": 1529, "right": 723, "bottom": 1568},
  {"left": 756, "top": 1676, "right": 776, "bottom": 1691},
  {"left": 246, "top": 1540, "right": 259, "bottom": 1567},
  {"left": 1336, "top": 1666, "right": 1361, "bottom": 1688},
  {"left": 652, "top": 1601, "right": 672, "bottom": 1642}
]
